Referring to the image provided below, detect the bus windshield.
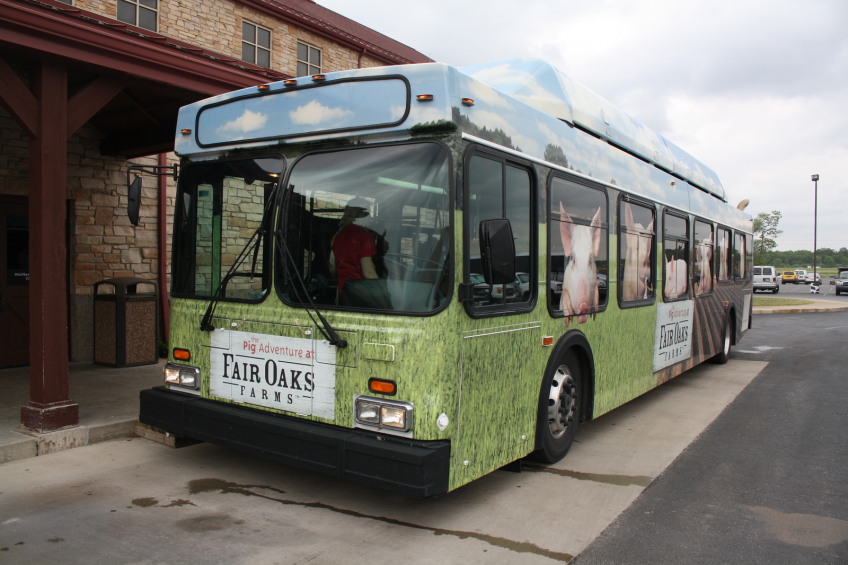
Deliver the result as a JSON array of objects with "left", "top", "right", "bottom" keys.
[
  {"left": 278, "top": 143, "right": 451, "bottom": 313},
  {"left": 171, "top": 156, "right": 285, "bottom": 301}
]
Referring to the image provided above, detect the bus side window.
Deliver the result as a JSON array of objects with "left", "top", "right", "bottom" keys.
[
  {"left": 618, "top": 199, "right": 655, "bottom": 304},
  {"left": 663, "top": 211, "right": 689, "bottom": 301},
  {"left": 734, "top": 232, "right": 745, "bottom": 280},
  {"left": 549, "top": 176, "right": 608, "bottom": 318},
  {"left": 745, "top": 233, "right": 753, "bottom": 279},
  {"left": 694, "top": 220, "right": 714, "bottom": 296},
  {"left": 716, "top": 228, "right": 732, "bottom": 281},
  {"left": 466, "top": 153, "right": 533, "bottom": 309}
]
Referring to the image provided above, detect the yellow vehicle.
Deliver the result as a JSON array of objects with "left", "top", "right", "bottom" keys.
[{"left": 781, "top": 271, "right": 797, "bottom": 284}]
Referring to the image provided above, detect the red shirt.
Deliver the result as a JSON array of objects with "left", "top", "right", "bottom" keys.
[{"left": 333, "top": 224, "right": 376, "bottom": 292}]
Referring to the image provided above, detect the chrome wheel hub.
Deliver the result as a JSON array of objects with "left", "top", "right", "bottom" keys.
[{"left": 548, "top": 364, "right": 577, "bottom": 439}]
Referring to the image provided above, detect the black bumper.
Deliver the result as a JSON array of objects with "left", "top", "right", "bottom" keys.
[{"left": 139, "top": 388, "right": 450, "bottom": 497}]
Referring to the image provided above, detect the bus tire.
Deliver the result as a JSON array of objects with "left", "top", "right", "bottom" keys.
[
  {"left": 711, "top": 310, "right": 733, "bottom": 365},
  {"left": 531, "top": 350, "right": 582, "bottom": 463}
]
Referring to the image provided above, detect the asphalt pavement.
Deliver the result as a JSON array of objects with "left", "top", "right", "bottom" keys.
[
  {"left": 573, "top": 310, "right": 848, "bottom": 565},
  {"left": 764, "top": 278, "right": 848, "bottom": 302}
]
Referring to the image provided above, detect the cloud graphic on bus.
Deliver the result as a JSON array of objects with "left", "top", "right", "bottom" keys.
[
  {"left": 290, "top": 100, "right": 354, "bottom": 125},
  {"left": 217, "top": 109, "right": 268, "bottom": 133}
]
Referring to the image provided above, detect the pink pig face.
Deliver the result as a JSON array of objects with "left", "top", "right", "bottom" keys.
[{"left": 559, "top": 202, "right": 602, "bottom": 324}]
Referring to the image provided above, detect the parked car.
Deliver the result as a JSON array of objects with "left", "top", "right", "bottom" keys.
[
  {"left": 835, "top": 270, "right": 848, "bottom": 295},
  {"left": 781, "top": 270, "right": 798, "bottom": 284},
  {"left": 515, "top": 272, "right": 531, "bottom": 301},
  {"left": 470, "top": 273, "right": 519, "bottom": 304},
  {"left": 753, "top": 266, "right": 779, "bottom": 293},
  {"left": 795, "top": 269, "right": 808, "bottom": 283},
  {"left": 807, "top": 272, "right": 822, "bottom": 285}
]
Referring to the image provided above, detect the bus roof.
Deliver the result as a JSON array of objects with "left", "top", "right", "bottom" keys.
[{"left": 175, "top": 58, "right": 735, "bottom": 212}]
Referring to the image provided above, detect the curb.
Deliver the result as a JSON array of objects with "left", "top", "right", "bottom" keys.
[
  {"left": 0, "top": 419, "right": 137, "bottom": 465},
  {"left": 753, "top": 304, "right": 848, "bottom": 315}
]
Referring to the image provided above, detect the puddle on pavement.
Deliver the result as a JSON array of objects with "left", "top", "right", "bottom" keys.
[
  {"left": 186, "top": 478, "right": 573, "bottom": 562},
  {"left": 523, "top": 465, "right": 653, "bottom": 487},
  {"left": 745, "top": 505, "right": 848, "bottom": 548},
  {"left": 131, "top": 497, "right": 159, "bottom": 507}
]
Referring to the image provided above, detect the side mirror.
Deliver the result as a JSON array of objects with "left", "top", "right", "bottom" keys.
[
  {"left": 479, "top": 218, "right": 516, "bottom": 285},
  {"left": 127, "top": 176, "right": 142, "bottom": 226}
]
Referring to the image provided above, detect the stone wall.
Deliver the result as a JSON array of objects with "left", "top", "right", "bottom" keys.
[
  {"left": 1, "top": 1, "right": 396, "bottom": 361},
  {"left": 74, "top": 0, "right": 388, "bottom": 77}
]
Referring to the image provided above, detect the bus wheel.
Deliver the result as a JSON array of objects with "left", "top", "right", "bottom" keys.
[
  {"left": 532, "top": 351, "right": 582, "bottom": 463},
  {"left": 712, "top": 311, "right": 733, "bottom": 364}
]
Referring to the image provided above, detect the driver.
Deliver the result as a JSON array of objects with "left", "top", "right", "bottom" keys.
[{"left": 329, "top": 197, "right": 378, "bottom": 294}]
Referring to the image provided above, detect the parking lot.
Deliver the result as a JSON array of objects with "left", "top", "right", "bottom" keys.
[{"left": 759, "top": 272, "right": 847, "bottom": 302}]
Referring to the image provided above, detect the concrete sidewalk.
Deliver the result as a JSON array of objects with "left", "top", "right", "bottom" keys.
[
  {"left": 0, "top": 361, "right": 163, "bottom": 464},
  {"left": 753, "top": 299, "right": 848, "bottom": 315}
]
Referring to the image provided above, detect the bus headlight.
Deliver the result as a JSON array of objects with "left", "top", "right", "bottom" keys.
[
  {"left": 354, "top": 396, "right": 412, "bottom": 432},
  {"left": 164, "top": 363, "right": 200, "bottom": 389}
]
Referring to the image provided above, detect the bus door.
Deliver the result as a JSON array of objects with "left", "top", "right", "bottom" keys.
[{"left": 456, "top": 151, "right": 539, "bottom": 480}]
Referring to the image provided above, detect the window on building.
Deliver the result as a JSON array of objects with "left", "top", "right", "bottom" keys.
[
  {"left": 618, "top": 198, "right": 655, "bottom": 305},
  {"left": 56, "top": 0, "right": 73, "bottom": 5},
  {"left": 242, "top": 21, "right": 271, "bottom": 68},
  {"left": 297, "top": 42, "right": 321, "bottom": 77},
  {"left": 117, "top": 0, "right": 158, "bottom": 32},
  {"left": 693, "top": 220, "right": 714, "bottom": 296}
]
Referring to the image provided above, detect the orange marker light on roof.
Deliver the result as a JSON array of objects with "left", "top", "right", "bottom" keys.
[
  {"left": 181, "top": 129, "right": 192, "bottom": 135},
  {"left": 173, "top": 348, "right": 191, "bottom": 361},
  {"left": 417, "top": 94, "right": 434, "bottom": 101},
  {"left": 257, "top": 84, "right": 270, "bottom": 91},
  {"left": 461, "top": 98, "right": 474, "bottom": 106},
  {"left": 284, "top": 79, "right": 297, "bottom": 86},
  {"left": 368, "top": 379, "right": 396, "bottom": 396},
  {"left": 312, "top": 74, "right": 326, "bottom": 81}
]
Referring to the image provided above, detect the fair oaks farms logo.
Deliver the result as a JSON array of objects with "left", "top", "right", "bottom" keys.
[
  {"left": 209, "top": 331, "right": 336, "bottom": 420},
  {"left": 653, "top": 301, "right": 694, "bottom": 372}
]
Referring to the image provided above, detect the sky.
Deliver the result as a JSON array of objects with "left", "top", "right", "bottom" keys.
[{"left": 317, "top": 0, "right": 847, "bottom": 252}]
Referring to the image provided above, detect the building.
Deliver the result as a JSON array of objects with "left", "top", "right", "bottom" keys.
[{"left": 0, "top": 0, "right": 431, "bottom": 432}]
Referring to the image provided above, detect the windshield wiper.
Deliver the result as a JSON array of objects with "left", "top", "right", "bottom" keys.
[
  {"left": 275, "top": 233, "right": 348, "bottom": 348},
  {"left": 199, "top": 181, "right": 279, "bottom": 333}
]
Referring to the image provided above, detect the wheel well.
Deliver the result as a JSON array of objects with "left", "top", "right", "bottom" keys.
[{"left": 535, "top": 331, "right": 596, "bottom": 451}]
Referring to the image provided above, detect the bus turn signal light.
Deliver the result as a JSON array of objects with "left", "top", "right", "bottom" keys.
[
  {"left": 369, "top": 379, "right": 396, "bottom": 395},
  {"left": 542, "top": 336, "right": 554, "bottom": 347},
  {"left": 173, "top": 348, "right": 191, "bottom": 361}
]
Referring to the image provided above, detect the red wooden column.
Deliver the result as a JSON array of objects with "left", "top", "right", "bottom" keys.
[{"left": 21, "top": 60, "right": 78, "bottom": 432}]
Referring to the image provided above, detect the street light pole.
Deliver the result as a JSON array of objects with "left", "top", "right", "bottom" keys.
[{"left": 812, "top": 174, "right": 819, "bottom": 285}]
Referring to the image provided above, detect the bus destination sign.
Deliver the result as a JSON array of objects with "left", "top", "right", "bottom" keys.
[
  {"left": 209, "top": 330, "right": 336, "bottom": 420},
  {"left": 653, "top": 300, "right": 694, "bottom": 372}
]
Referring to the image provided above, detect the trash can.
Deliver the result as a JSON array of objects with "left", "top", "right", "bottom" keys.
[{"left": 93, "top": 277, "right": 159, "bottom": 367}]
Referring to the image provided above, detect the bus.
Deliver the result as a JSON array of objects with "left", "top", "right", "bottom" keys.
[{"left": 137, "top": 58, "right": 754, "bottom": 498}]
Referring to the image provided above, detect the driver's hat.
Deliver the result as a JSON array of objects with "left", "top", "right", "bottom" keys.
[{"left": 344, "top": 197, "right": 371, "bottom": 218}]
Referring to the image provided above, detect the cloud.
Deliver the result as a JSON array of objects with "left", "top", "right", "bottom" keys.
[
  {"left": 290, "top": 100, "right": 354, "bottom": 125},
  {"left": 217, "top": 109, "right": 268, "bottom": 133}
]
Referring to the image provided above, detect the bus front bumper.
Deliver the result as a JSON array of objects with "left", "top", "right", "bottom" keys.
[{"left": 139, "top": 388, "right": 450, "bottom": 498}]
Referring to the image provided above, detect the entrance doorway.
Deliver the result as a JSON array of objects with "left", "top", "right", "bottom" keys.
[{"left": 0, "top": 197, "right": 29, "bottom": 368}]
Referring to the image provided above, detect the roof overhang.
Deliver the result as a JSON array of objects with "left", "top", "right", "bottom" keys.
[{"left": 0, "top": 0, "right": 283, "bottom": 157}]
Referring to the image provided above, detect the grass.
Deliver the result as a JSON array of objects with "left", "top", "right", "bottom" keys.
[{"left": 752, "top": 297, "right": 816, "bottom": 306}]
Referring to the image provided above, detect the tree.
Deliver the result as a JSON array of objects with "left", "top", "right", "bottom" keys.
[{"left": 753, "top": 210, "right": 783, "bottom": 265}]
